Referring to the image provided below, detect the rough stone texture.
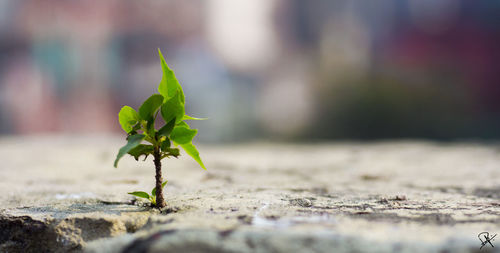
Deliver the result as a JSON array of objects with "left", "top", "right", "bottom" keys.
[{"left": 0, "top": 136, "right": 499, "bottom": 252}]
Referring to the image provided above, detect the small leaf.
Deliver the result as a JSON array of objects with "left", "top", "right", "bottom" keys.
[
  {"left": 151, "top": 181, "right": 168, "bottom": 197},
  {"left": 146, "top": 117, "right": 156, "bottom": 138},
  {"left": 138, "top": 94, "right": 164, "bottom": 120},
  {"left": 128, "top": 123, "right": 141, "bottom": 136},
  {"left": 158, "top": 118, "right": 176, "bottom": 137},
  {"left": 170, "top": 125, "right": 197, "bottom": 145},
  {"left": 157, "top": 49, "right": 185, "bottom": 103},
  {"left": 160, "top": 138, "right": 171, "bottom": 151},
  {"left": 176, "top": 121, "right": 189, "bottom": 128},
  {"left": 118, "top": 106, "right": 139, "bottom": 133},
  {"left": 161, "top": 92, "right": 185, "bottom": 124},
  {"left": 114, "top": 134, "right": 145, "bottom": 167},
  {"left": 127, "top": 144, "right": 154, "bottom": 161},
  {"left": 182, "top": 115, "right": 207, "bottom": 121},
  {"left": 128, "top": 191, "right": 150, "bottom": 199},
  {"left": 180, "top": 142, "right": 206, "bottom": 170},
  {"left": 164, "top": 147, "right": 180, "bottom": 157}
]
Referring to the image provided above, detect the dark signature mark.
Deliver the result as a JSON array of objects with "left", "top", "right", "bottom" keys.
[{"left": 478, "top": 232, "right": 496, "bottom": 250}]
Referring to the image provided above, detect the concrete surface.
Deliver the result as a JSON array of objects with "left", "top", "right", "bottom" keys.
[{"left": 0, "top": 135, "right": 499, "bottom": 252}]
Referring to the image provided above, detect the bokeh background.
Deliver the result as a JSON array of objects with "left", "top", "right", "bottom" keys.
[{"left": 1, "top": 0, "right": 499, "bottom": 142}]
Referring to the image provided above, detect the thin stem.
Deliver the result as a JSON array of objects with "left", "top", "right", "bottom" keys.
[{"left": 153, "top": 145, "right": 166, "bottom": 208}]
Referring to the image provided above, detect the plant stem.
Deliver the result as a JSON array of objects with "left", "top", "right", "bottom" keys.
[{"left": 153, "top": 146, "right": 166, "bottom": 208}]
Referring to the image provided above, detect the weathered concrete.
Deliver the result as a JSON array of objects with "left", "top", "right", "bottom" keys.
[{"left": 0, "top": 136, "right": 499, "bottom": 252}]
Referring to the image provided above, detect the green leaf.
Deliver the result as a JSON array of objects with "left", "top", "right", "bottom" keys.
[
  {"left": 127, "top": 144, "right": 154, "bottom": 161},
  {"left": 163, "top": 147, "right": 179, "bottom": 157},
  {"left": 180, "top": 142, "right": 206, "bottom": 170},
  {"left": 160, "top": 138, "right": 171, "bottom": 151},
  {"left": 176, "top": 121, "right": 189, "bottom": 128},
  {"left": 118, "top": 106, "right": 139, "bottom": 133},
  {"left": 146, "top": 118, "right": 156, "bottom": 138},
  {"left": 161, "top": 92, "right": 185, "bottom": 124},
  {"left": 128, "top": 123, "right": 141, "bottom": 136},
  {"left": 158, "top": 118, "right": 176, "bottom": 137},
  {"left": 157, "top": 49, "right": 185, "bottom": 103},
  {"left": 170, "top": 125, "right": 197, "bottom": 145},
  {"left": 152, "top": 181, "right": 168, "bottom": 197},
  {"left": 128, "top": 191, "right": 150, "bottom": 199},
  {"left": 182, "top": 115, "right": 207, "bottom": 121},
  {"left": 114, "top": 134, "right": 145, "bottom": 167},
  {"left": 138, "top": 94, "right": 164, "bottom": 120}
]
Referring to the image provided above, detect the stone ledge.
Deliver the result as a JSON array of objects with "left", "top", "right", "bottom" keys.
[{"left": 0, "top": 136, "right": 498, "bottom": 252}]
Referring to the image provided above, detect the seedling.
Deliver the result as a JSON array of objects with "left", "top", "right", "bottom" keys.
[
  {"left": 114, "top": 49, "right": 206, "bottom": 208},
  {"left": 128, "top": 181, "right": 168, "bottom": 206}
]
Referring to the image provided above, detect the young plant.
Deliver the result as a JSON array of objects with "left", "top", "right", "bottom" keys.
[
  {"left": 128, "top": 181, "right": 167, "bottom": 206},
  {"left": 114, "top": 49, "right": 206, "bottom": 208}
]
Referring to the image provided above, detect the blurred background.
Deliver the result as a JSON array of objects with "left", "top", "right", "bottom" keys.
[{"left": 0, "top": 0, "right": 499, "bottom": 142}]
